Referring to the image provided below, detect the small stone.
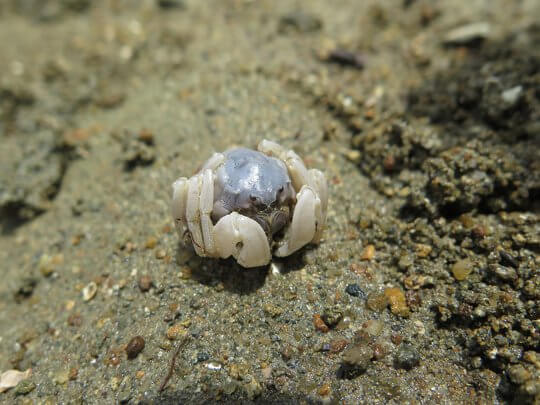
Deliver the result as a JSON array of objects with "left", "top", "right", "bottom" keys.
[
  {"left": 138, "top": 275, "right": 153, "bottom": 292},
  {"left": 322, "top": 307, "right": 343, "bottom": 328},
  {"left": 443, "top": 22, "right": 490, "bottom": 46},
  {"left": 68, "top": 368, "right": 78, "bottom": 380},
  {"left": 384, "top": 288, "right": 410, "bottom": 317},
  {"left": 53, "top": 370, "right": 69, "bottom": 385},
  {"left": 135, "top": 370, "right": 145, "bottom": 379},
  {"left": 82, "top": 281, "right": 97, "bottom": 301},
  {"left": 126, "top": 336, "right": 145, "bottom": 359},
  {"left": 501, "top": 86, "right": 523, "bottom": 106},
  {"left": 394, "top": 344, "right": 420, "bottom": 370},
  {"left": 145, "top": 236, "right": 157, "bottom": 249},
  {"left": 345, "top": 283, "right": 365, "bottom": 298},
  {"left": 344, "top": 149, "right": 361, "bottom": 164},
  {"left": 366, "top": 292, "right": 388, "bottom": 312},
  {"left": 67, "top": 313, "right": 82, "bottom": 327},
  {"left": 14, "top": 379, "right": 35, "bottom": 396},
  {"left": 155, "top": 249, "right": 166, "bottom": 259},
  {"left": 452, "top": 259, "right": 472, "bottom": 281},
  {"left": 166, "top": 324, "right": 187, "bottom": 340},
  {"left": 415, "top": 243, "right": 432, "bottom": 258},
  {"left": 157, "top": 0, "right": 185, "bottom": 9},
  {"left": 508, "top": 364, "right": 531, "bottom": 385},
  {"left": 342, "top": 344, "right": 373, "bottom": 371},
  {"left": 313, "top": 314, "right": 329, "bottom": 333},
  {"left": 197, "top": 352, "right": 210, "bottom": 363},
  {"left": 317, "top": 383, "right": 331, "bottom": 397},
  {"left": 263, "top": 303, "right": 283, "bottom": 318},
  {"left": 499, "top": 250, "right": 518, "bottom": 268},
  {"left": 360, "top": 244, "right": 375, "bottom": 261},
  {"left": 329, "top": 339, "right": 349, "bottom": 353},
  {"left": 492, "top": 265, "right": 517, "bottom": 281},
  {"left": 363, "top": 319, "right": 384, "bottom": 337},
  {"left": 0, "top": 369, "right": 32, "bottom": 393},
  {"left": 14, "top": 277, "right": 38, "bottom": 302}
]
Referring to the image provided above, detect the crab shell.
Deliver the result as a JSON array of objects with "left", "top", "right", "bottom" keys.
[{"left": 171, "top": 139, "right": 328, "bottom": 268}]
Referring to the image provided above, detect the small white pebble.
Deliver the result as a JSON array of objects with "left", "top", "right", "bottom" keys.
[{"left": 82, "top": 282, "right": 97, "bottom": 301}]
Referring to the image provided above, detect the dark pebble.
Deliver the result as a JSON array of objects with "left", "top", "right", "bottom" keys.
[
  {"left": 197, "top": 352, "right": 210, "bottom": 363},
  {"left": 326, "top": 49, "right": 365, "bottom": 69},
  {"left": 157, "top": 0, "right": 185, "bottom": 9},
  {"left": 394, "top": 344, "right": 420, "bottom": 370},
  {"left": 345, "top": 283, "right": 365, "bottom": 298},
  {"left": 126, "top": 336, "right": 145, "bottom": 359},
  {"left": 14, "top": 277, "right": 39, "bottom": 302},
  {"left": 499, "top": 250, "right": 518, "bottom": 268}
]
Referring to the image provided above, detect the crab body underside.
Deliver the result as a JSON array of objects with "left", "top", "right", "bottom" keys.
[{"left": 171, "top": 140, "right": 328, "bottom": 268}]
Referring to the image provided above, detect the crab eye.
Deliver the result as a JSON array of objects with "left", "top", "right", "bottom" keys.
[{"left": 278, "top": 186, "right": 284, "bottom": 193}]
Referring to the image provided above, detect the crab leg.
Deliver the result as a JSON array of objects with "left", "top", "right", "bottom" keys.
[
  {"left": 200, "top": 152, "right": 225, "bottom": 172},
  {"left": 308, "top": 169, "right": 328, "bottom": 242},
  {"left": 258, "top": 140, "right": 310, "bottom": 192},
  {"left": 186, "top": 174, "right": 205, "bottom": 256},
  {"left": 275, "top": 185, "right": 321, "bottom": 257},
  {"left": 200, "top": 168, "right": 216, "bottom": 256},
  {"left": 213, "top": 212, "right": 271, "bottom": 268},
  {"left": 171, "top": 177, "right": 189, "bottom": 236}
]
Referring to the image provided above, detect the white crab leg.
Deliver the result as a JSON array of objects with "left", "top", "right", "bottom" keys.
[
  {"left": 213, "top": 212, "right": 271, "bottom": 268},
  {"left": 186, "top": 174, "right": 205, "bottom": 256},
  {"left": 200, "top": 168, "right": 216, "bottom": 256},
  {"left": 275, "top": 185, "right": 320, "bottom": 257},
  {"left": 171, "top": 177, "right": 189, "bottom": 236},
  {"left": 200, "top": 152, "right": 225, "bottom": 172},
  {"left": 308, "top": 169, "right": 328, "bottom": 242}
]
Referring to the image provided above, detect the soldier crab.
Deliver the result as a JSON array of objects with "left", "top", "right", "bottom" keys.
[{"left": 171, "top": 140, "right": 328, "bottom": 267}]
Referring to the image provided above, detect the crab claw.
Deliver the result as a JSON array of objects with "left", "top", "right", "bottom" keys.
[
  {"left": 275, "top": 185, "right": 321, "bottom": 257},
  {"left": 213, "top": 212, "right": 271, "bottom": 268}
]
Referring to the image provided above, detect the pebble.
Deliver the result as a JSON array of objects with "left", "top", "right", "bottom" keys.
[
  {"left": 499, "top": 250, "right": 518, "bottom": 268},
  {"left": 0, "top": 369, "right": 32, "bottom": 393},
  {"left": 157, "top": 0, "right": 185, "bottom": 9},
  {"left": 126, "top": 336, "right": 145, "bottom": 359},
  {"left": 317, "top": 383, "right": 331, "bottom": 397},
  {"left": 360, "top": 244, "right": 375, "bottom": 261},
  {"left": 415, "top": 243, "right": 432, "bottom": 258},
  {"left": 263, "top": 303, "right": 283, "bottom": 318},
  {"left": 196, "top": 352, "right": 210, "bottom": 363},
  {"left": 145, "top": 236, "right": 157, "bottom": 249},
  {"left": 322, "top": 307, "right": 343, "bottom": 328},
  {"left": 345, "top": 283, "right": 365, "bottom": 298},
  {"left": 14, "top": 379, "right": 35, "bottom": 396},
  {"left": 394, "top": 344, "right": 420, "bottom": 369},
  {"left": 366, "top": 292, "right": 388, "bottom": 312},
  {"left": 155, "top": 249, "right": 166, "bottom": 259},
  {"left": 313, "top": 314, "right": 329, "bottom": 333},
  {"left": 452, "top": 259, "right": 472, "bottom": 281},
  {"left": 330, "top": 339, "right": 349, "bottom": 354},
  {"left": 443, "top": 22, "right": 490, "bottom": 46},
  {"left": 501, "top": 86, "right": 523, "bottom": 107},
  {"left": 166, "top": 324, "right": 187, "bottom": 340},
  {"left": 67, "top": 313, "right": 83, "bottom": 327},
  {"left": 342, "top": 344, "right": 373, "bottom": 371},
  {"left": 508, "top": 364, "right": 531, "bottom": 385},
  {"left": 82, "top": 281, "right": 97, "bottom": 301},
  {"left": 384, "top": 288, "right": 410, "bottom": 317},
  {"left": 138, "top": 275, "right": 153, "bottom": 292}
]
